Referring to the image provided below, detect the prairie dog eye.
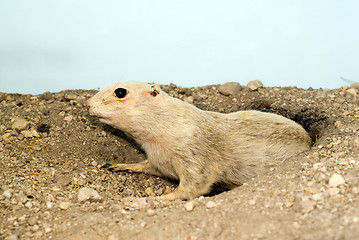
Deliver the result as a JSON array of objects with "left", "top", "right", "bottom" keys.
[{"left": 114, "top": 88, "right": 128, "bottom": 99}]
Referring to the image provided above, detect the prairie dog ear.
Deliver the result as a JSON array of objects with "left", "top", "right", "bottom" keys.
[{"left": 150, "top": 84, "right": 160, "bottom": 97}]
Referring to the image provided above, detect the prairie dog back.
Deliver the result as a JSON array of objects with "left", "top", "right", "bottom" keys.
[{"left": 87, "top": 81, "right": 311, "bottom": 200}]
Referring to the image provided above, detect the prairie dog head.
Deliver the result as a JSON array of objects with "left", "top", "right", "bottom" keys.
[{"left": 87, "top": 81, "right": 164, "bottom": 130}]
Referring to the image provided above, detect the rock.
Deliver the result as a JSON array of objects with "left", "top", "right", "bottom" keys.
[
  {"left": 21, "top": 130, "right": 40, "bottom": 138},
  {"left": 64, "top": 115, "right": 73, "bottom": 122},
  {"left": 108, "top": 234, "right": 119, "bottom": 240},
  {"left": 39, "top": 91, "right": 53, "bottom": 101},
  {"left": 25, "top": 201, "right": 33, "bottom": 209},
  {"left": 11, "top": 117, "right": 29, "bottom": 130},
  {"left": 4, "top": 234, "right": 18, "bottom": 240},
  {"left": 28, "top": 216, "right": 37, "bottom": 226},
  {"left": 17, "top": 134, "right": 25, "bottom": 140},
  {"left": 327, "top": 188, "right": 340, "bottom": 196},
  {"left": 284, "top": 201, "right": 294, "bottom": 208},
  {"left": 247, "top": 80, "right": 263, "bottom": 91},
  {"left": 248, "top": 199, "right": 256, "bottom": 205},
  {"left": 312, "top": 193, "right": 322, "bottom": 201},
  {"left": 0, "top": 125, "right": 6, "bottom": 132},
  {"left": 329, "top": 173, "right": 345, "bottom": 187},
  {"left": 64, "top": 94, "right": 77, "bottom": 101},
  {"left": 130, "top": 198, "right": 148, "bottom": 210},
  {"left": 184, "top": 201, "right": 195, "bottom": 212},
  {"left": 5, "top": 95, "right": 12, "bottom": 101},
  {"left": 145, "top": 187, "right": 154, "bottom": 196},
  {"left": 21, "top": 130, "right": 33, "bottom": 138},
  {"left": 218, "top": 82, "right": 242, "bottom": 96},
  {"left": 59, "top": 202, "right": 71, "bottom": 210},
  {"left": 2, "top": 132, "right": 12, "bottom": 140},
  {"left": 334, "top": 121, "right": 343, "bottom": 127},
  {"left": 53, "top": 172, "right": 71, "bottom": 187},
  {"left": 147, "top": 209, "right": 156, "bottom": 216},
  {"left": 183, "top": 96, "right": 194, "bottom": 104},
  {"left": 301, "top": 199, "right": 315, "bottom": 213},
  {"left": 77, "top": 187, "right": 102, "bottom": 203},
  {"left": 205, "top": 200, "right": 217, "bottom": 208},
  {"left": 46, "top": 202, "right": 54, "bottom": 208},
  {"left": 16, "top": 191, "right": 27, "bottom": 203},
  {"left": 2, "top": 189, "right": 12, "bottom": 199},
  {"left": 347, "top": 88, "right": 357, "bottom": 96},
  {"left": 292, "top": 222, "right": 301, "bottom": 229},
  {"left": 354, "top": 138, "right": 359, "bottom": 149}
]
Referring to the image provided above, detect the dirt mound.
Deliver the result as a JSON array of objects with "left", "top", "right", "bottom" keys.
[{"left": 1, "top": 83, "right": 359, "bottom": 239}]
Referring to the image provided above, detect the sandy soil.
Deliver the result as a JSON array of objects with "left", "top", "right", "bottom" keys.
[{"left": 1, "top": 82, "right": 359, "bottom": 240}]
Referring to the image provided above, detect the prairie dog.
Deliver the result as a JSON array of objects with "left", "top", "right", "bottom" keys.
[{"left": 87, "top": 81, "right": 311, "bottom": 201}]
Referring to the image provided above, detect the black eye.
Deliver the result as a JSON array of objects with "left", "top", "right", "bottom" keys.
[{"left": 114, "top": 88, "right": 128, "bottom": 99}]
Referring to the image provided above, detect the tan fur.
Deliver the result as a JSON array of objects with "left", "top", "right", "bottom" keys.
[{"left": 87, "top": 81, "right": 312, "bottom": 201}]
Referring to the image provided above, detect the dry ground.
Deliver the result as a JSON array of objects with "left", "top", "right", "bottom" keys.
[{"left": 1, "top": 82, "right": 359, "bottom": 240}]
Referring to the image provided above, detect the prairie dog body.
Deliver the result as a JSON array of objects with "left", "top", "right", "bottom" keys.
[{"left": 87, "top": 81, "right": 311, "bottom": 201}]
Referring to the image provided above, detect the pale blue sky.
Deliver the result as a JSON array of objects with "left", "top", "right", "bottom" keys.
[{"left": 0, "top": 0, "right": 358, "bottom": 94}]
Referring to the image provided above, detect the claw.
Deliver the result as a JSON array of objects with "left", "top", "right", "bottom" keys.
[
  {"left": 101, "top": 163, "right": 113, "bottom": 169},
  {"left": 101, "top": 163, "right": 119, "bottom": 172}
]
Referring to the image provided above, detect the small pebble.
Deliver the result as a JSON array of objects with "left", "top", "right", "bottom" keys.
[
  {"left": 11, "top": 117, "right": 29, "bottom": 130},
  {"left": 218, "top": 82, "right": 242, "bottom": 96},
  {"left": 2, "top": 189, "right": 12, "bottom": 199},
  {"left": 64, "top": 115, "right": 73, "bottom": 122},
  {"left": 17, "top": 134, "right": 25, "bottom": 140},
  {"left": 46, "top": 201, "right": 54, "bottom": 208},
  {"left": 328, "top": 173, "right": 345, "bottom": 188},
  {"left": 21, "top": 130, "right": 40, "bottom": 138},
  {"left": 2, "top": 132, "right": 12, "bottom": 140},
  {"left": 327, "top": 188, "right": 340, "bottom": 196},
  {"left": 25, "top": 202, "right": 33, "bottom": 209},
  {"left": 184, "top": 201, "right": 195, "bottom": 212},
  {"left": 293, "top": 222, "right": 301, "bottom": 229},
  {"left": 354, "top": 138, "right": 359, "bottom": 149},
  {"left": 130, "top": 198, "right": 148, "bottom": 210},
  {"left": 206, "top": 201, "right": 217, "bottom": 208},
  {"left": 301, "top": 199, "right": 315, "bottom": 213},
  {"left": 5, "top": 234, "right": 18, "bottom": 240},
  {"left": 28, "top": 216, "right": 37, "bottom": 226},
  {"left": 248, "top": 199, "right": 256, "bottom": 205},
  {"left": 53, "top": 172, "right": 71, "bottom": 187},
  {"left": 108, "top": 234, "right": 119, "bottom": 240},
  {"left": 145, "top": 187, "right": 154, "bottom": 196},
  {"left": 147, "top": 209, "right": 156, "bottom": 216},
  {"left": 59, "top": 202, "right": 71, "bottom": 210},
  {"left": 334, "top": 121, "right": 343, "bottom": 127},
  {"left": 64, "top": 94, "right": 77, "bottom": 101},
  {"left": 16, "top": 191, "right": 27, "bottom": 203},
  {"left": 347, "top": 88, "right": 357, "bottom": 96},
  {"left": 183, "top": 96, "right": 194, "bottom": 104},
  {"left": 40, "top": 91, "right": 52, "bottom": 101},
  {"left": 247, "top": 80, "right": 263, "bottom": 91},
  {"left": 77, "top": 187, "right": 102, "bottom": 203}
]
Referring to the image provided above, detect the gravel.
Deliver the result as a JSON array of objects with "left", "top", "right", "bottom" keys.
[{"left": 1, "top": 82, "right": 359, "bottom": 239}]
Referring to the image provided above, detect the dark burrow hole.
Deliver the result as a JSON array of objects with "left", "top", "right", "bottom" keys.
[{"left": 37, "top": 123, "right": 51, "bottom": 133}]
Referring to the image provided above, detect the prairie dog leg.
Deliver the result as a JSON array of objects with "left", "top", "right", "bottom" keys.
[
  {"left": 156, "top": 177, "right": 213, "bottom": 201},
  {"left": 103, "top": 160, "right": 163, "bottom": 177}
]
